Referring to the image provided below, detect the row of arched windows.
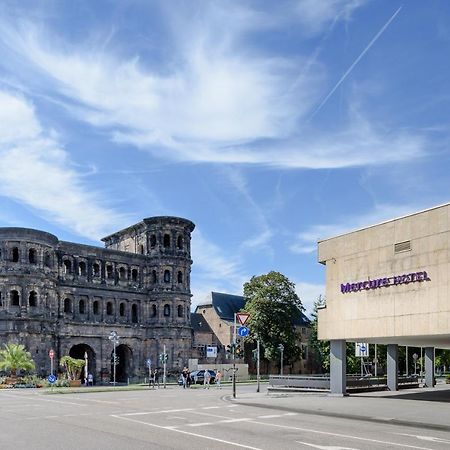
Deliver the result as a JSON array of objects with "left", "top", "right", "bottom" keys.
[
  {"left": 3, "top": 290, "right": 38, "bottom": 307},
  {"left": 149, "top": 233, "right": 184, "bottom": 250},
  {"left": 62, "top": 259, "right": 140, "bottom": 282},
  {"left": 62, "top": 298, "right": 184, "bottom": 320},
  {"left": 5, "top": 246, "right": 52, "bottom": 266},
  {"left": 152, "top": 270, "right": 184, "bottom": 284}
]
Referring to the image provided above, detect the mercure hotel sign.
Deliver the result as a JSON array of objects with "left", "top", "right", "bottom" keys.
[{"left": 341, "top": 271, "right": 430, "bottom": 294}]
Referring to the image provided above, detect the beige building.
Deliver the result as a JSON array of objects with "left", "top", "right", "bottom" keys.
[{"left": 318, "top": 203, "right": 450, "bottom": 394}]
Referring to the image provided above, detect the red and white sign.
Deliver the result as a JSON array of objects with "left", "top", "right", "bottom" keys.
[
  {"left": 236, "top": 312, "right": 250, "bottom": 326},
  {"left": 49, "top": 349, "right": 55, "bottom": 359}
]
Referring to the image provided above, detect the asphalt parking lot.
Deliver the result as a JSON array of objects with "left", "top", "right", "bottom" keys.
[{"left": 1, "top": 384, "right": 450, "bottom": 449}]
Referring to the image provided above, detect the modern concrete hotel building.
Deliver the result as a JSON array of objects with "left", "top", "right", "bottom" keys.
[{"left": 318, "top": 203, "right": 450, "bottom": 395}]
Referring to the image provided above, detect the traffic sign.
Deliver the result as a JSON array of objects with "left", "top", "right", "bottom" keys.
[
  {"left": 49, "top": 349, "right": 55, "bottom": 359},
  {"left": 238, "top": 326, "right": 249, "bottom": 337},
  {"left": 236, "top": 312, "right": 250, "bottom": 326},
  {"left": 146, "top": 358, "right": 152, "bottom": 368},
  {"left": 355, "top": 342, "right": 369, "bottom": 357},
  {"left": 48, "top": 374, "right": 57, "bottom": 384}
]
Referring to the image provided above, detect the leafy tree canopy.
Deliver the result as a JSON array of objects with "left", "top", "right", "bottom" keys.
[
  {"left": 60, "top": 356, "right": 85, "bottom": 381},
  {"left": 0, "top": 343, "right": 35, "bottom": 376},
  {"left": 243, "top": 271, "right": 304, "bottom": 363}
]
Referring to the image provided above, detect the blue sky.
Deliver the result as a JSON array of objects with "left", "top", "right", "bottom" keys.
[{"left": 0, "top": 0, "right": 449, "bottom": 314}]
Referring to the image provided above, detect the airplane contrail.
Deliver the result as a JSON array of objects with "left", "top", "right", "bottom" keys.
[{"left": 311, "top": 6, "right": 403, "bottom": 118}]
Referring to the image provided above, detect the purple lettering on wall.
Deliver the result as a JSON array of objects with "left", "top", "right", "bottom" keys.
[{"left": 340, "top": 270, "right": 431, "bottom": 294}]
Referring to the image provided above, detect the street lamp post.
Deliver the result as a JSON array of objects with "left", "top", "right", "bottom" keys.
[
  {"left": 278, "top": 344, "right": 284, "bottom": 376},
  {"left": 109, "top": 331, "right": 119, "bottom": 387}
]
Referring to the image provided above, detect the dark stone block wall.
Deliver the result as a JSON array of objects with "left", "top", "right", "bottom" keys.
[{"left": 0, "top": 217, "right": 195, "bottom": 383}]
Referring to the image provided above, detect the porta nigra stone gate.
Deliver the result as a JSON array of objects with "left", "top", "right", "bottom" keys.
[{"left": 0, "top": 216, "right": 195, "bottom": 383}]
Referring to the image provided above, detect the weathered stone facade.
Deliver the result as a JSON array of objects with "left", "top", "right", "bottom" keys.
[{"left": 0, "top": 216, "right": 195, "bottom": 382}]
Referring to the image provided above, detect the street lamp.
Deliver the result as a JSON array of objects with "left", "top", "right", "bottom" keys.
[
  {"left": 108, "top": 331, "right": 119, "bottom": 387},
  {"left": 278, "top": 344, "right": 284, "bottom": 376}
]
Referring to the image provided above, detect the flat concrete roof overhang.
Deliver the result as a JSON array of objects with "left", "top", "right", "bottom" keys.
[{"left": 344, "top": 334, "right": 450, "bottom": 349}]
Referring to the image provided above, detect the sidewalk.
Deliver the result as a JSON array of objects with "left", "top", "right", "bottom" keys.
[{"left": 226, "top": 383, "right": 450, "bottom": 431}]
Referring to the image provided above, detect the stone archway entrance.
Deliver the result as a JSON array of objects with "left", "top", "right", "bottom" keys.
[
  {"left": 69, "top": 344, "right": 96, "bottom": 382},
  {"left": 111, "top": 344, "right": 133, "bottom": 383}
]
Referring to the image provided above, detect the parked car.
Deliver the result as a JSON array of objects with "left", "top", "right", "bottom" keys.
[{"left": 189, "top": 369, "right": 216, "bottom": 384}]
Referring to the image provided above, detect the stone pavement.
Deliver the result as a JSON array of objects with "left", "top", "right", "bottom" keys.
[{"left": 228, "top": 383, "right": 450, "bottom": 432}]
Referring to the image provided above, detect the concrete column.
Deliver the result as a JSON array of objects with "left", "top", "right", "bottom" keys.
[
  {"left": 387, "top": 344, "right": 398, "bottom": 391},
  {"left": 330, "top": 340, "right": 346, "bottom": 396},
  {"left": 424, "top": 347, "right": 435, "bottom": 388}
]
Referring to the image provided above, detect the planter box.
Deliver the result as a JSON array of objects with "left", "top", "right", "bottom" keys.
[{"left": 69, "top": 380, "right": 82, "bottom": 388}]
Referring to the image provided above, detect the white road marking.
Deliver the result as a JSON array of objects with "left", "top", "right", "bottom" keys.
[
  {"left": 121, "top": 408, "right": 193, "bottom": 416},
  {"left": 396, "top": 433, "right": 450, "bottom": 444},
  {"left": 111, "top": 415, "right": 263, "bottom": 449},
  {"left": 248, "top": 421, "right": 434, "bottom": 450},
  {"left": 297, "top": 443, "right": 359, "bottom": 450},
  {"left": 257, "top": 414, "right": 283, "bottom": 419},
  {"left": 220, "top": 418, "right": 251, "bottom": 423},
  {"left": 188, "top": 422, "right": 213, "bottom": 427},
  {"left": 202, "top": 406, "right": 221, "bottom": 409}
]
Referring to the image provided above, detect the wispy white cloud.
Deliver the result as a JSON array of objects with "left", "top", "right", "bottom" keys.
[
  {"left": 290, "top": 203, "right": 428, "bottom": 254},
  {"left": 294, "top": 0, "right": 367, "bottom": 35},
  {"left": 0, "top": 90, "right": 129, "bottom": 240},
  {"left": 0, "top": 3, "right": 426, "bottom": 171},
  {"left": 294, "top": 280, "right": 326, "bottom": 316}
]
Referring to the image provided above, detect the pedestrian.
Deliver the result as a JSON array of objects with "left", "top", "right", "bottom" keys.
[
  {"left": 215, "top": 370, "right": 222, "bottom": 389},
  {"left": 182, "top": 367, "right": 188, "bottom": 389},
  {"left": 88, "top": 373, "right": 94, "bottom": 386},
  {"left": 187, "top": 369, "right": 191, "bottom": 388},
  {"left": 149, "top": 370, "right": 155, "bottom": 389},
  {"left": 203, "top": 369, "right": 211, "bottom": 389},
  {"left": 154, "top": 368, "right": 160, "bottom": 388}
]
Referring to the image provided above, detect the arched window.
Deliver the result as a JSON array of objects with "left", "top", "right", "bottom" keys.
[
  {"left": 12, "top": 247, "right": 19, "bottom": 263},
  {"left": 10, "top": 290, "right": 20, "bottom": 306},
  {"left": 152, "top": 270, "right": 157, "bottom": 284},
  {"left": 164, "top": 304, "right": 171, "bottom": 317},
  {"left": 106, "top": 301, "right": 113, "bottom": 315},
  {"left": 131, "top": 268, "right": 138, "bottom": 282},
  {"left": 177, "top": 305, "right": 183, "bottom": 318},
  {"left": 106, "top": 264, "right": 113, "bottom": 279},
  {"left": 164, "top": 270, "right": 171, "bottom": 283},
  {"left": 29, "top": 291, "right": 38, "bottom": 307},
  {"left": 131, "top": 304, "right": 138, "bottom": 323},
  {"left": 63, "top": 259, "right": 72, "bottom": 274},
  {"left": 150, "top": 235, "right": 156, "bottom": 247},
  {"left": 64, "top": 298, "right": 72, "bottom": 313},
  {"left": 163, "top": 234, "right": 170, "bottom": 248},
  {"left": 28, "top": 248, "right": 37, "bottom": 264},
  {"left": 79, "top": 299, "right": 85, "bottom": 314},
  {"left": 118, "top": 266, "right": 127, "bottom": 280},
  {"left": 177, "top": 235, "right": 183, "bottom": 250},
  {"left": 79, "top": 261, "right": 87, "bottom": 276},
  {"left": 177, "top": 271, "right": 183, "bottom": 283},
  {"left": 93, "top": 263, "right": 100, "bottom": 276},
  {"left": 150, "top": 304, "right": 157, "bottom": 318},
  {"left": 139, "top": 244, "right": 144, "bottom": 254},
  {"left": 93, "top": 301, "right": 99, "bottom": 315},
  {"left": 119, "top": 302, "right": 125, "bottom": 317},
  {"left": 44, "top": 252, "right": 52, "bottom": 267}
]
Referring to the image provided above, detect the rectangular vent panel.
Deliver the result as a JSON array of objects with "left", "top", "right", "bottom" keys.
[{"left": 394, "top": 240, "right": 411, "bottom": 253}]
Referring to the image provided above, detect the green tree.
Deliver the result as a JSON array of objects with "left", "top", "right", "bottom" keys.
[
  {"left": 0, "top": 343, "right": 35, "bottom": 377},
  {"left": 243, "top": 271, "right": 303, "bottom": 363},
  {"left": 60, "top": 356, "right": 85, "bottom": 381}
]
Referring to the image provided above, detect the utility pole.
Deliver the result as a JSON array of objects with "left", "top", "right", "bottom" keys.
[
  {"left": 163, "top": 344, "right": 167, "bottom": 389},
  {"left": 256, "top": 339, "right": 260, "bottom": 393},
  {"left": 109, "top": 331, "right": 119, "bottom": 387},
  {"left": 278, "top": 344, "right": 284, "bottom": 376},
  {"left": 233, "top": 313, "right": 237, "bottom": 398}
]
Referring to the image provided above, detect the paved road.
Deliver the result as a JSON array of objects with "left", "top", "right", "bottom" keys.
[{"left": 1, "top": 385, "right": 450, "bottom": 449}]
